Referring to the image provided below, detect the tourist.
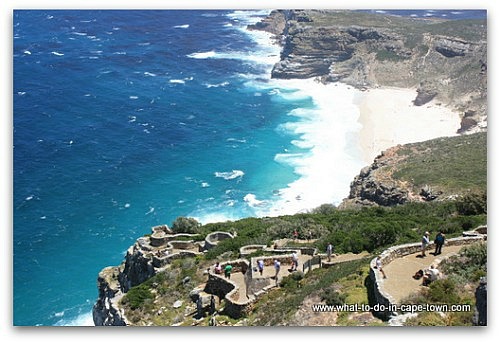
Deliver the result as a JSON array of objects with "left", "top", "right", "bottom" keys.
[
  {"left": 422, "top": 265, "right": 441, "bottom": 286},
  {"left": 434, "top": 231, "right": 445, "bottom": 255},
  {"left": 214, "top": 262, "right": 222, "bottom": 274},
  {"left": 273, "top": 259, "right": 281, "bottom": 280},
  {"left": 375, "top": 256, "right": 387, "bottom": 279},
  {"left": 224, "top": 263, "right": 233, "bottom": 279},
  {"left": 291, "top": 252, "right": 299, "bottom": 271},
  {"left": 421, "top": 231, "right": 430, "bottom": 257},
  {"left": 257, "top": 259, "right": 264, "bottom": 276},
  {"left": 293, "top": 229, "right": 299, "bottom": 240},
  {"left": 326, "top": 242, "right": 333, "bottom": 262}
]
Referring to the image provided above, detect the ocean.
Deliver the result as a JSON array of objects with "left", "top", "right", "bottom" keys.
[{"left": 12, "top": 9, "right": 486, "bottom": 326}]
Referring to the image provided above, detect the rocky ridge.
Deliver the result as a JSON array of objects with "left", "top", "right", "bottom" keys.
[
  {"left": 250, "top": 10, "right": 487, "bottom": 133},
  {"left": 340, "top": 132, "right": 487, "bottom": 208}
]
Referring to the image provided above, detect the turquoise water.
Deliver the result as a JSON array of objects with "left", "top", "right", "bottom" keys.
[{"left": 13, "top": 9, "right": 485, "bottom": 326}]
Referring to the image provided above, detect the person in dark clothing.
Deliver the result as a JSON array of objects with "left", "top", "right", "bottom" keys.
[{"left": 434, "top": 231, "right": 445, "bottom": 255}]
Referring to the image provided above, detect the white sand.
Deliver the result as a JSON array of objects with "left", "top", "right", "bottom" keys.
[{"left": 356, "top": 87, "right": 462, "bottom": 164}]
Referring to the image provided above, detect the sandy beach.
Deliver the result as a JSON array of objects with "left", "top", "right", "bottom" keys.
[{"left": 356, "top": 87, "right": 462, "bottom": 164}]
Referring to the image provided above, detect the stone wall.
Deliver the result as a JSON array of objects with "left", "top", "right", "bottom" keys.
[
  {"left": 239, "top": 244, "right": 267, "bottom": 257},
  {"left": 204, "top": 231, "right": 234, "bottom": 250},
  {"left": 369, "top": 235, "right": 486, "bottom": 320}
]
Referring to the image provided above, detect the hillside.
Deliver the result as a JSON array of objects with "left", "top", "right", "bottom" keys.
[
  {"left": 342, "top": 131, "right": 487, "bottom": 207},
  {"left": 249, "top": 9, "right": 487, "bottom": 133}
]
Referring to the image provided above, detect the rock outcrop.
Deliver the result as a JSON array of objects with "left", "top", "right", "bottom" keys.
[
  {"left": 253, "top": 9, "right": 487, "bottom": 134},
  {"left": 474, "top": 277, "right": 487, "bottom": 326},
  {"left": 340, "top": 131, "right": 486, "bottom": 208},
  {"left": 342, "top": 147, "right": 415, "bottom": 207}
]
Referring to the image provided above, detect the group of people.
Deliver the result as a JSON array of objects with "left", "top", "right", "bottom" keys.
[
  {"left": 214, "top": 230, "right": 445, "bottom": 288},
  {"left": 421, "top": 230, "right": 446, "bottom": 257},
  {"left": 213, "top": 256, "right": 292, "bottom": 283},
  {"left": 375, "top": 229, "right": 445, "bottom": 283},
  {"left": 213, "top": 262, "right": 233, "bottom": 279}
]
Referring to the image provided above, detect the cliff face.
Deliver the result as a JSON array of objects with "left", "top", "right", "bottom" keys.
[
  {"left": 254, "top": 10, "right": 487, "bottom": 133},
  {"left": 92, "top": 240, "right": 156, "bottom": 326}
]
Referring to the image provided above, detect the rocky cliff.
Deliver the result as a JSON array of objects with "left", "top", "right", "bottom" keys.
[
  {"left": 340, "top": 131, "right": 487, "bottom": 207},
  {"left": 251, "top": 10, "right": 487, "bottom": 133}
]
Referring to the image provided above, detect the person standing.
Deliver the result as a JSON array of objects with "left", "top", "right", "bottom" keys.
[
  {"left": 326, "top": 243, "right": 333, "bottom": 262},
  {"left": 224, "top": 263, "right": 233, "bottom": 279},
  {"left": 257, "top": 259, "right": 264, "bottom": 276},
  {"left": 434, "top": 231, "right": 445, "bottom": 255},
  {"left": 375, "top": 256, "right": 387, "bottom": 279},
  {"left": 273, "top": 259, "right": 281, "bottom": 281},
  {"left": 421, "top": 231, "right": 430, "bottom": 257},
  {"left": 291, "top": 252, "right": 299, "bottom": 271}
]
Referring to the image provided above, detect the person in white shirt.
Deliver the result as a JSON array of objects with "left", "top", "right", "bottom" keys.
[
  {"left": 291, "top": 252, "right": 299, "bottom": 271},
  {"left": 423, "top": 265, "right": 441, "bottom": 286},
  {"left": 421, "top": 231, "right": 430, "bottom": 257}
]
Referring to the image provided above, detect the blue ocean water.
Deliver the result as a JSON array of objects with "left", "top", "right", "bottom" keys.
[
  {"left": 13, "top": 9, "right": 486, "bottom": 326},
  {"left": 13, "top": 9, "right": 311, "bottom": 326}
]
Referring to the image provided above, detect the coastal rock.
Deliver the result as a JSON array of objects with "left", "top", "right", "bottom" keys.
[
  {"left": 118, "top": 242, "right": 156, "bottom": 293},
  {"left": 341, "top": 132, "right": 487, "bottom": 209},
  {"left": 434, "top": 37, "right": 471, "bottom": 57},
  {"left": 252, "top": 9, "right": 487, "bottom": 133},
  {"left": 413, "top": 86, "right": 438, "bottom": 106},
  {"left": 92, "top": 267, "right": 128, "bottom": 326}
]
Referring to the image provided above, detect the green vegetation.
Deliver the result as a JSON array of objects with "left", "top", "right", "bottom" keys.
[
  {"left": 303, "top": 10, "right": 486, "bottom": 42},
  {"left": 392, "top": 132, "right": 487, "bottom": 196},
  {"left": 247, "top": 258, "right": 372, "bottom": 325},
  {"left": 197, "top": 200, "right": 485, "bottom": 260},
  {"left": 120, "top": 257, "right": 208, "bottom": 326},
  {"left": 171, "top": 216, "right": 202, "bottom": 234},
  {"left": 375, "top": 49, "right": 408, "bottom": 62}
]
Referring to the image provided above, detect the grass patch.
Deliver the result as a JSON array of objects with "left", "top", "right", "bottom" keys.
[{"left": 392, "top": 132, "right": 487, "bottom": 195}]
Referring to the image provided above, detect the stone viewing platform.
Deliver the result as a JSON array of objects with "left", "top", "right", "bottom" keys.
[
  {"left": 94, "top": 221, "right": 486, "bottom": 325},
  {"left": 93, "top": 223, "right": 371, "bottom": 324},
  {"left": 369, "top": 226, "right": 487, "bottom": 321}
]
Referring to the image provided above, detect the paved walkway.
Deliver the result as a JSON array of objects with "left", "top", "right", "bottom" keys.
[{"left": 379, "top": 246, "right": 463, "bottom": 303}]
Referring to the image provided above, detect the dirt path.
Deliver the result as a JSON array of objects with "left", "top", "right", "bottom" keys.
[{"left": 379, "top": 245, "right": 463, "bottom": 303}]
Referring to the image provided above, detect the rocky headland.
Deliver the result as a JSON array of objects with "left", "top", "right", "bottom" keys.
[{"left": 249, "top": 9, "right": 487, "bottom": 133}]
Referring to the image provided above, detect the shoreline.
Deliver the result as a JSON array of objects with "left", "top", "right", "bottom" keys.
[{"left": 356, "top": 87, "right": 462, "bottom": 164}]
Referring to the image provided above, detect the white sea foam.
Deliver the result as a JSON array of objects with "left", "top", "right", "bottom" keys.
[
  {"left": 244, "top": 194, "right": 266, "bottom": 207},
  {"left": 187, "top": 51, "right": 216, "bottom": 59},
  {"left": 173, "top": 24, "right": 189, "bottom": 29},
  {"left": 169, "top": 79, "right": 185, "bottom": 84},
  {"left": 51, "top": 51, "right": 64, "bottom": 56},
  {"left": 55, "top": 311, "right": 94, "bottom": 326},
  {"left": 214, "top": 170, "right": 245, "bottom": 180},
  {"left": 251, "top": 79, "right": 366, "bottom": 217},
  {"left": 204, "top": 81, "right": 229, "bottom": 88},
  {"left": 189, "top": 10, "right": 366, "bottom": 223}
]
